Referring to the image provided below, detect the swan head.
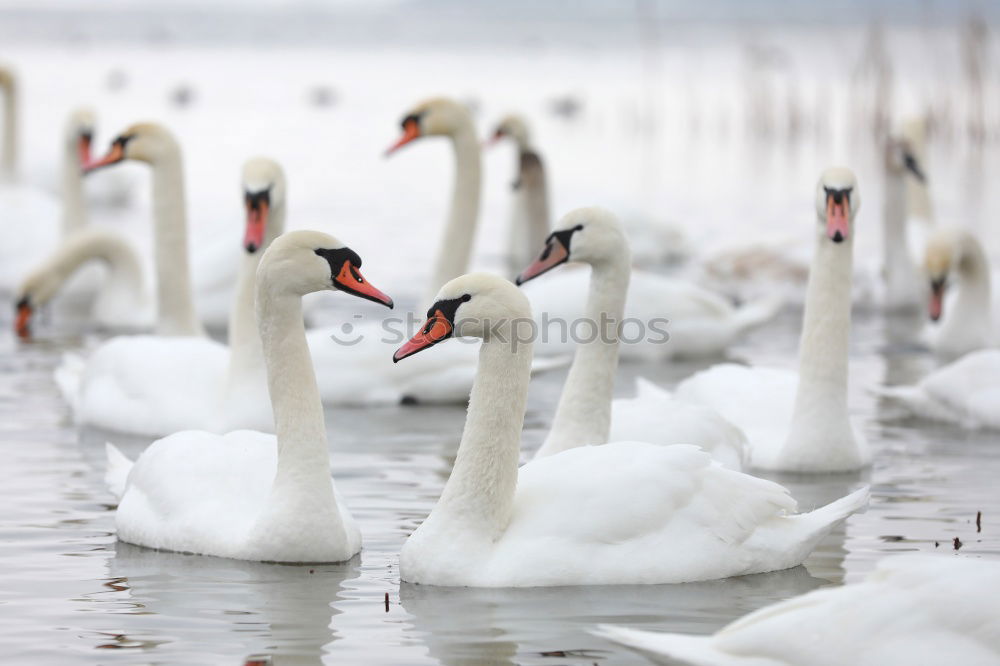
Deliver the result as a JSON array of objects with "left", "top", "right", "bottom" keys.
[
  {"left": 385, "top": 97, "right": 473, "bottom": 155},
  {"left": 256, "top": 230, "right": 393, "bottom": 308},
  {"left": 393, "top": 273, "right": 530, "bottom": 363},
  {"left": 13, "top": 265, "right": 64, "bottom": 339},
  {"left": 488, "top": 114, "right": 531, "bottom": 150},
  {"left": 515, "top": 206, "right": 628, "bottom": 285},
  {"left": 242, "top": 157, "right": 286, "bottom": 254},
  {"left": 65, "top": 108, "right": 96, "bottom": 166},
  {"left": 814, "top": 167, "right": 860, "bottom": 244},
  {"left": 83, "top": 122, "right": 179, "bottom": 171},
  {"left": 923, "top": 228, "right": 967, "bottom": 322},
  {"left": 884, "top": 135, "right": 925, "bottom": 182}
]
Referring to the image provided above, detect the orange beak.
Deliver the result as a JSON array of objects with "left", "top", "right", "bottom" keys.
[
  {"left": 385, "top": 118, "right": 421, "bottom": 156},
  {"left": 244, "top": 199, "right": 268, "bottom": 253},
  {"left": 826, "top": 194, "right": 850, "bottom": 243},
  {"left": 15, "top": 302, "right": 32, "bottom": 339},
  {"left": 77, "top": 133, "right": 93, "bottom": 168},
  {"left": 929, "top": 282, "right": 945, "bottom": 321},
  {"left": 516, "top": 238, "right": 569, "bottom": 285},
  {"left": 334, "top": 260, "right": 394, "bottom": 308},
  {"left": 83, "top": 140, "right": 125, "bottom": 173},
  {"left": 393, "top": 310, "right": 453, "bottom": 363}
]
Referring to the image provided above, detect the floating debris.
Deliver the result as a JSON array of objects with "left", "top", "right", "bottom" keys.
[
  {"left": 977, "top": 511, "right": 982, "bottom": 533},
  {"left": 953, "top": 537, "right": 963, "bottom": 551},
  {"left": 384, "top": 592, "right": 390, "bottom": 613}
]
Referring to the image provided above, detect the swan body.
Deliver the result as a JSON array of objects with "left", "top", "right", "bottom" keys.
[
  {"left": 106, "top": 230, "right": 392, "bottom": 562},
  {"left": 517, "top": 207, "right": 749, "bottom": 468},
  {"left": 596, "top": 554, "right": 1000, "bottom": 666},
  {"left": 393, "top": 272, "right": 868, "bottom": 587},
  {"left": 677, "top": 168, "right": 871, "bottom": 473},
  {"left": 876, "top": 349, "right": 1000, "bottom": 430},
  {"left": 611, "top": 379, "right": 748, "bottom": 471},
  {"left": 923, "top": 227, "right": 995, "bottom": 358}
]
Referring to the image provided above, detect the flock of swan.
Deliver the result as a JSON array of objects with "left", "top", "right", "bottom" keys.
[{"left": 2, "top": 65, "right": 999, "bottom": 664}]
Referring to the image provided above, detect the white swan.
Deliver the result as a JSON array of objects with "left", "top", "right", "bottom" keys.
[
  {"left": 487, "top": 114, "right": 551, "bottom": 279},
  {"left": 15, "top": 227, "right": 151, "bottom": 335},
  {"left": 0, "top": 78, "right": 91, "bottom": 292},
  {"left": 876, "top": 348, "right": 1000, "bottom": 430},
  {"left": 595, "top": 554, "right": 1000, "bottom": 666},
  {"left": 923, "top": 227, "right": 996, "bottom": 358},
  {"left": 518, "top": 218, "right": 781, "bottom": 360},
  {"left": 104, "top": 229, "right": 394, "bottom": 562},
  {"left": 880, "top": 133, "right": 927, "bottom": 311},
  {"left": 392, "top": 272, "right": 868, "bottom": 587},
  {"left": 514, "top": 206, "right": 747, "bottom": 469},
  {"left": 677, "top": 168, "right": 871, "bottom": 473},
  {"left": 55, "top": 126, "right": 255, "bottom": 436}
]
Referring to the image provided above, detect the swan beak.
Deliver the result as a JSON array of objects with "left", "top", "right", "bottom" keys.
[
  {"left": 393, "top": 311, "right": 452, "bottom": 363},
  {"left": 77, "top": 132, "right": 93, "bottom": 168},
  {"left": 825, "top": 192, "right": 850, "bottom": 243},
  {"left": 483, "top": 130, "right": 504, "bottom": 148},
  {"left": 15, "top": 299, "right": 31, "bottom": 339},
  {"left": 929, "top": 280, "right": 945, "bottom": 321},
  {"left": 385, "top": 118, "right": 421, "bottom": 156},
  {"left": 516, "top": 238, "right": 569, "bottom": 285},
  {"left": 244, "top": 193, "right": 269, "bottom": 253},
  {"left": 83, "top": 140, "right": 126, "bottom": 173},
  {"left": 334, "top": 261, "right": 394, "bottom": 309}
]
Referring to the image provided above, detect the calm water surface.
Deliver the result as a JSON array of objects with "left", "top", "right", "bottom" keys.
[{"left": 1, "top": 307, "right": 998, "bottom": 666}]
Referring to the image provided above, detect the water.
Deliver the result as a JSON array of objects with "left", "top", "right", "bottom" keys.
[{"left": 2, "top": 13, "right": 1000, "bottom": 665}]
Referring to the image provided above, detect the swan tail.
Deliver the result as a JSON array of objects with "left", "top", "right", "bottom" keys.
[
  {"left": 592, "top": 625, "right": 728, "bottom": 666},
  {"left": 104, "top": 443, "right": 134, "bottom": 500},
  {"left": 53, "top": 352, "right": 85, "bottom": 416},
  {"left": 792, "top": 486, "right": 869, "bottom": 543},
  {"left": 732, "top": 294, "right": 784, "bottom": 335}
]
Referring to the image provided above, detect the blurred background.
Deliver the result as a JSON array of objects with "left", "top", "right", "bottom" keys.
[{"left": 2, "top": 0, "right": 999, "bottom": 299}]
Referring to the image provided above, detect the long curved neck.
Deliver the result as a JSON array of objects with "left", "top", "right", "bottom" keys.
[
  {"left": 150, "top": 145, "right": 202, "bottom": 336},
  {"left": 536, "top": 259, "right": 629, "bottom": 458},
  {"left": 225, "top": 202, "right": 286, "bottom": 395},
  {"left": 255, "top": 288, "right": 339, "bottom": 516},
  {"left": 32, "top": 229, "right": 144, "bottom": 307},
  {"left": 61, "top": 137, "right": 87, "bottom": 235},
  {"left": 881, "top": 168, "right": 918, "bottom": 302},
  {"left": 783, "top": 232, "right": 857, "bottom": 461},
  {"left": 430, "top": 329, "right": 532, "bottom": 539},
  {"left": 1, "top": 78, "right": 17, "bottom": 181},
  {"left": 507, "top": 150, "right": 551, "bottom": 278},
  {"left": 424, "top": 126, "right": 481, "bottom": 304}
]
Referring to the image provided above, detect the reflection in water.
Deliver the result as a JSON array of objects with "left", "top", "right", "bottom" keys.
[
  {"left": 401, "top": 567, "right": 826, "bottom": 666},
  {"left": 108, "top": 543, "right": 360, "bottom": 665}
]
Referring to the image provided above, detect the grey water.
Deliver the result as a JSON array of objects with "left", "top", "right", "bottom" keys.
[{"left": 1, "top": 306, "right": 998, "bottom": 665}]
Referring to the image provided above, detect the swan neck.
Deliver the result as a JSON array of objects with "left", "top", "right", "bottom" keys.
[
  {"left": 150, "top": 146, "right": 202, "bottom": 336},
  {"left": 506, "top": 149, "right": 551, "bottom": 278},
  {"left": 432, "top": 332, "right": 531, "bottom": 538},
  {"left": 536, "top": 259, "right": 628, "bottom": 458},
  {"left": 951, "top": 237, "right": 992, "bottom": 328},
  {"left": 783, "top": 234, "right": 856, "bottom": 458},
  {"left": 1, "top": 77, "right": 17, "bottom": 180},
  {"left": 61, "top": 137, "right": 87, "bottom": 235},
  {"left": 424, "top": 125, "right": 481, "bottom": 303},
  {"left": 31, "top": 230, "right": 144, "bottom": 307}
]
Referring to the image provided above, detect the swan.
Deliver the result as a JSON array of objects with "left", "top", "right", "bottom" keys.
[
  {"left": 514, "top": 206, "right": 747, "bottom": 469},
  {"left": 595, "top": 554, "right": 1000, "bottom": 666},
  {"left": 0, "top": 80, "right": 92, "bottom": 292},
  {"left": 15, "top": 227, "right": 151, "bottom": 335},
  {"left": 487, "top": 114, "right": 551, "bottom": 279},
  {"left": 104, "top": 229, "right": 393, "bottom": 562},
  {"left": 880, "top": 133, "right": 928, "bottom": 311},
  {"left": 518, "top": 220, "right": 781, "bottom": 360},
  {"left": 875, "top": 348, "right": 1000, "bottom": 429},
  {"left": 386, "top": 97, "right": 481, "bottom": 303},
  {"left": 54, "top": 127, "right": 262, "bottom": 436},
  {"left": 923, "top": 227, "right": 996, "bottom": 358},
  {"left": 676, "top": 168, "right": 872, "bottom": 473},
  {"left": 392, "top": 272, "right": 868, "bottom": 587}
]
